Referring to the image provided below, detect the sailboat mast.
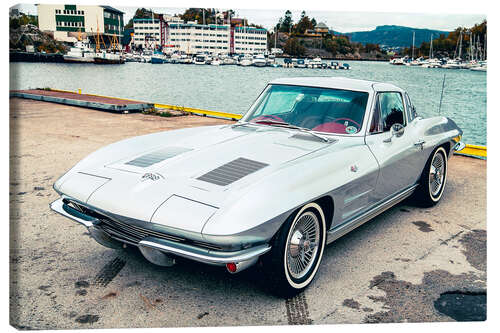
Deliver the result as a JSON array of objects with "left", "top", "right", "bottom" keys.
[
  {"left": 411, "top": 31, "right": 415, "bottom": 60},
  {"left": 275, "top": 26, "right": 277, "bottom": 49},
  {"left": 458, "top": 32, "right": 462, "bottom": 59},
  {"left": 470, "top": 32, "right": 473, "bottom": 61},
  {"left": 429, "top": 33, "right": 433, "bottom": 59}
]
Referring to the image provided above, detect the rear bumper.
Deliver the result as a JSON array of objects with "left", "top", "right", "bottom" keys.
[{"left": 49, "top": 198, "right": 271, "bottom": 266}]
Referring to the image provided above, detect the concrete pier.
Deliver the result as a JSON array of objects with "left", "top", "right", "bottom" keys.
[{"left": 10, "top": 89, "right": 153, "bottom": 113}]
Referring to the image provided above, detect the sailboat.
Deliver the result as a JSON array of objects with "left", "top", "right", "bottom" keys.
[
  {"left": 421, "top": 34, "right": 442, "bottom": 68},
  {"left": 405, "top": 31, "right": 416, "bottom": 66},
  {"left": 442, "top": 32, "right": 467, "bottom": 69}
]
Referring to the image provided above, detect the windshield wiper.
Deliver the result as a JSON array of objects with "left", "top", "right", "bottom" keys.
[
  {"left": 253, "top": 119, "right": 333, "bottom": 143},
  {"left": 230, "top": 121, "right": 251, "bottom": 128}
]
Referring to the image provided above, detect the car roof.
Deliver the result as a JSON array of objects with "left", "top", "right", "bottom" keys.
[{"left": 269, "top": 77, "right": 403, "bottom": 93}]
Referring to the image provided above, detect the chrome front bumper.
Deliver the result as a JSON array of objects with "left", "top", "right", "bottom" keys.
[{"left": 49, "top": 198, "right": 271, "bottom": 267}]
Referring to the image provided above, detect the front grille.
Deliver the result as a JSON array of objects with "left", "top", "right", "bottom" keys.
[
  {"left": 98, "top": 217, "right": 185, "bottom": 245},
  {"left": 197, "top": 157, "right": 268, "bottom": 186},
  {"left": 64, "top": 199, "right": 222, "bottom": 250}
]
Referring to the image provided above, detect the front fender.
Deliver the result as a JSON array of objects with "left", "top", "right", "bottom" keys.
[{"left": 201, "top": 138, "right": 379, "bottom": 240}]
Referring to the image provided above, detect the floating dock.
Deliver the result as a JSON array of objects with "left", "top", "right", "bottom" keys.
[{"left": 9, "top": 89, "right": 153, "bottom": 113}]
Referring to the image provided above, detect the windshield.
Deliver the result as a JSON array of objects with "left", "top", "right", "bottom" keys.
[{"left": 243, "top": 84, "right": 369, "bottom": 134}]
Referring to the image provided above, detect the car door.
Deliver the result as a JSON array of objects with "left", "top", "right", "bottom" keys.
[{"left": 365, "top": 91, "right": 422, "bottom": 202}]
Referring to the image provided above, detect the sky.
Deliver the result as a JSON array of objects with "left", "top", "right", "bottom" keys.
[{"left": 13, "top": 3, "right": 486, "bottom": 33}]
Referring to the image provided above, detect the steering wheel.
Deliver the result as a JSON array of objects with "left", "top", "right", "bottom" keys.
[
  {"left": 331, "top": 117, "right": 361, "bottom": 129},
  {"left": 251, "top": 115, "right": 285, "bottom": 123}
]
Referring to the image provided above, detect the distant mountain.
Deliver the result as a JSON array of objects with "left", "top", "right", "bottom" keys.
[{"left": 333, "top": 25, "right": 450, "bottom": 48}]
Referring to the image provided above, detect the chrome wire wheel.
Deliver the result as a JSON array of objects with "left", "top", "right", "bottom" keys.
[
  {"left": 285, "top": 211, "right": 320, "bottom": 280},
  {"left": 429, "top": 150, "right": 445, "bottom": 198}
]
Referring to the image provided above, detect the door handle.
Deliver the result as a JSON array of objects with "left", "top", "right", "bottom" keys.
[{"left": 414, "top": 139, "right": 425, "bottom": 150}]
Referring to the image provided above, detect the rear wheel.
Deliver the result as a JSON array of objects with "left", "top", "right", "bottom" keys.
[
  {"left": 415, "top": 147, "right": 448, "bottom": 207},
  {"left": 263, "top": 202, "right": 326, "bottom": 297}
]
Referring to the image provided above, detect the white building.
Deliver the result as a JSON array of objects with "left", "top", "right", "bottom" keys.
[
  {"left": 167, "top": 22, "right": 267, "bottom": 55},
  {"left": 37, "top": 4, "right": 124, "bottom": 42},
  {"left": 233, "top": 26, "right": 268, "bottom": 54},
  {"left": 167, "top": 22, "right": 231, "bottom": 54},
  {"left": 132, "top": 15, "right": 182, "bottom": 49}
]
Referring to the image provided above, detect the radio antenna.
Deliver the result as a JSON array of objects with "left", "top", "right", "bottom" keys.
[{"left": 438, "top": 74, "right": 446, "bottom": 114}]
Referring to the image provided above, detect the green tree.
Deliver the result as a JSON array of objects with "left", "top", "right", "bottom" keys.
[
  {"left": 294, "top": 11, "right": 313, "bottom": 34},
  {"left": 280, "top": 10, "right": 293, "bottom": 33},
  {"left": 283, "top": 37, "right": 306, "bottom": 56}
]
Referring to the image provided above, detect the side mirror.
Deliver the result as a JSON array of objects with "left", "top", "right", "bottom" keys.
[{"left": 383, "top": 123, "right": 405, "bottom": 142}]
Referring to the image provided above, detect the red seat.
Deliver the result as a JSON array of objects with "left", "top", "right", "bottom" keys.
[
  {"left": 251, "top": 115, "right": 285, "bottom": 123},
  {"left": 312, "top": 122, "right": 346, "bottom": 134}
]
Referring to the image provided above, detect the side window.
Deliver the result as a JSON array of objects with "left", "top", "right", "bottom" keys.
[
  {"left": 404, "top": 92, "right": 415, "bottom": 122},
  {"left": 379, "top": 92, "right": 405, "bottom": 131}
]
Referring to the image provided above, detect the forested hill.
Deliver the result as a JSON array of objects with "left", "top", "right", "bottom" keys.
[{"left": 335, "top": 25, "right": 450, "bottom": 47}]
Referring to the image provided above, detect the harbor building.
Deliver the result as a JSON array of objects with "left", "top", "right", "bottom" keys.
[
  {"left": 167, "top": 23, "right": 231, "bottom": 54},
  {"left": 166, "top": 22, "right": 267, "bottom": 54},
  {"left": 233, "top": 26, "right": 268, "bottom": 54},
  {"left": 37, "top": 4, "right": 124, "bottom": 43},
  {"left": 132, "top": 15, "right": 183, "bottom": 49}
]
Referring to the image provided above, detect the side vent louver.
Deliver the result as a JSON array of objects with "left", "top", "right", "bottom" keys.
[
  {"left": 197, "top": 158, "right": 268, "bottom": 186},
  {"left": 125, "top": 147, "right": 192, "bottom": 167}
]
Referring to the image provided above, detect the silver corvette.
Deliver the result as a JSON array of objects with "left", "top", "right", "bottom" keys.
[{"left": 50, "top": 77, "right": 464, "bottom": 296}]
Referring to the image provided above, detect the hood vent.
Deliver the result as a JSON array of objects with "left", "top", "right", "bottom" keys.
[
  {"left": 197, "top": 157, "right": 268, "bottom": 186},
  {"left": 125, "top": 147, "right": 192, "bottom": 168}
]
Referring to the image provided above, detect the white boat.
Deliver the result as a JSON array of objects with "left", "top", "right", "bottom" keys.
[
  {"left": 179, "top": 54, "right": 193, "bottom": 64},
  {"left": 211, "top": 58, "right": 221, "bottom": 66},
  {"left": 151, "top": 51, "right": 166, "bottom": 64},
  {"left": 252, "top": 54, "right": 267, "bottom": 67},
  {"left": 406, "top": 57, "right": 426, "bottom": 66},
  {"left": 296, "top": 59, "right": 306, "bottom": 68},
  {"left": 267, "top": 54, "right": 276, "bottom": 66},
  {"left": 442, "top": 59, "right": 467, "bottom": 69},
  {"left": 194, "top": 54, "right": 207, "bottom": 65},
  {"left": 421, "top": 59, "right": 442, "bottom": 68},
  {"left": 169, "top": 53, "right": 181, "bottom": 64},
  {"left": 222, "top": 56, "right": 236, "bottom": 65},
  {"left": 389, "top": 57, "right": 406, "bottom": 65},
  {"left": 239, "top": 54, "right": 253, "bottom": 66},
  {"left": 94, "top": 51, "right": 123, "bottom": 64},
  {"left": 142, "top": 50, "right": 153, "bottom": 63},
  {"left": 307, "top": 57, "right": 322, "bottom": 68},
  {"left": 63, "top": 40, "right": 95, "bottom": 63},
  {"left": 470, "top": 60, "right": 487, "bottom": 72}
]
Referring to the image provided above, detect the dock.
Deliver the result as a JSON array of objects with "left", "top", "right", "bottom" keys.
[{"left": 9, "top": 89, "right": 154, "bottom": 113}]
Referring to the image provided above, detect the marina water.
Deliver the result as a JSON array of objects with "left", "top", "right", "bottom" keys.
[{"left": 10, "top": 61, "right": 486, "bottom": 145}]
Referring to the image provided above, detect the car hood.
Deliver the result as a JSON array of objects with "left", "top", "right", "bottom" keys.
[{"left": 60, "top": 125, "right": 333, "bottom": 232}]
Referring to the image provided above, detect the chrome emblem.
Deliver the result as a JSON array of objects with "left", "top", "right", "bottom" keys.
[
  {"left": 350, "top": 165, "right": 358, "bottom": 173},
  {"left": 141, "top": 173, "right": 163, "bottom": 181}
]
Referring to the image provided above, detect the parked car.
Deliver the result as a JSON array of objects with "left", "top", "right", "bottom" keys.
[{"left": 50, "top": 77, "right": 464, "bottom": 297}]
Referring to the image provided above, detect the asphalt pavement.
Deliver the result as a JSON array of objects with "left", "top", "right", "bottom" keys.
[{"left": 9, "top": 98, "right": 486, "bottom": 329}]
